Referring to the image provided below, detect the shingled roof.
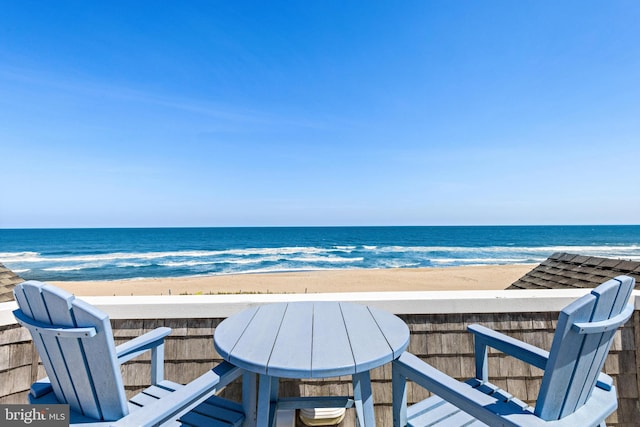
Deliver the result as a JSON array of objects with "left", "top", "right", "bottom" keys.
[
  {"left": 0, "top": 262, "right": 24, "bottom": 302},
  {"left": 509, "top": 252, "right": 640, "bottom": 290}
]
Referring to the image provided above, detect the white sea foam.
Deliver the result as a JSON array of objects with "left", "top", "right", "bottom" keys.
[
  {"left": 115, "top": 262, "right": 153, "bottom": 268},
  {"left": 159, "top": 256, "right": 281, "bottom": 267},
  {"left": 288, "top": 255, "right": 363, "bottom": 264},
  {"left": 159, "top": 260, "right": 222, "bottom": 267},
  {"left": 0, "top": 252, "right": 41, "bottom": 262},
  {"left": 5, "top": 241, "right": 640, "bottom": 280},
  {"left": 4, "top": 244, "right": 640, "bottom": 265},
  {"left": 332, "top": 246, "right": 357, "bottom": 252},
  {"left": 430, "top": 257, "right": 543, "bottom": 265},
  {"left": 42, "top": 266, "right": 86, "bottom": 272},
  {"left": 379, "top": 260, "right": 421, "bottom": 268},
  {"left": 371, "top": 245, "right": 640, "bottom": 254},
  {"left": 227, "top": 266, "right": 340, "bottom": 275}
]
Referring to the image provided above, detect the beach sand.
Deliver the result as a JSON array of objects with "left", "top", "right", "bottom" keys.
[{"left": 50, "top": 264, "right": 536, "bottom": 296}]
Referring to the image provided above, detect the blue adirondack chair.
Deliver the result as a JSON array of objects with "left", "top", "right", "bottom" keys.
[
  {"left": 13, "top": 280, "right": 246, "bottom": 426},
  {"left": 392, "top": 275, "right": 635, "bottom": 427}
]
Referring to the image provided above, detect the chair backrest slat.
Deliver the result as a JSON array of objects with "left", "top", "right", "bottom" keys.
[
  {"left": 40, "top": 284, "right": 104, "bottom": 419},
  {"left": 575, "top": 278, "right": 631, "bottom": 410},
  {"left": 14, "top": 281, "right": 128, "bottom": 421},
  {"left": 14, "top": 282, "right": 81, "bottom": 411},
  {"left": 536, "top": 276, "right": 634, "bottom": 420},
  {"left": 71, "top": 298, "right": 128, "bottom": 419}
]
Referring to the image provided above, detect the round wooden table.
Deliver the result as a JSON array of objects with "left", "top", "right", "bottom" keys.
[{"left": 214, "top": 301, "right": 410, "bottom": 426}]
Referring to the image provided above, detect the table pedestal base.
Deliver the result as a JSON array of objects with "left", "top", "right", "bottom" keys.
[{"left": 248, "top": 373, "right": 375, "bottom": 427}]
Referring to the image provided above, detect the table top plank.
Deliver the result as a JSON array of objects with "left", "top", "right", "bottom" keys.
[
  {"left": 214, "top": 305, "right": 259, "bottom": 357},
  {"left": 367, "top": 306, "right": 410, "bottom": 359},
  {"left": 340, "top": 303, "right": 397, "bottom": 372},
  {"left": 267, "top": 302, "right": 314, "bottom": 378},
  {"left": 311, "top": 302, "right": 356, "bottom": 378},
  {"left": 220, "top": 304, "right": 288, "bottom": 375}
]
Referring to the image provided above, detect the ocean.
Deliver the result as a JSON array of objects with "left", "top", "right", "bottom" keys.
[{"left": 1, "top": 226, "right": 639, "bottom": 282}]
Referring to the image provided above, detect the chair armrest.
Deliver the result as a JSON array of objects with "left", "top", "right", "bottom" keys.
[
  {"left": 30, "top": 379, "right": 53, "bottom": 398},
  {"left": 468, "top": 324, "right": 549, "bottom": 370},
  {"left": 109, "top": 361, "right": 243, "bottom": 427},
  {"left": 116, "top": 326, "right": 172, "bottom": 384},
  {"left": 468, "top": 324, "right": 612, "bottom": 390},
  {"left": 115, "top": 327, "right": 172, "bottom": 364},
  {"left": 595, "top": 372, "right": 614, "bottom": 391}
]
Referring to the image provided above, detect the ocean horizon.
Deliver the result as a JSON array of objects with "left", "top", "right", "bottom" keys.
[{"left": 2, "top": 225, "right": 640, "bottom": 282}]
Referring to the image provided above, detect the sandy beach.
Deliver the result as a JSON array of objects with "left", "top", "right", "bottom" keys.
[{"left": 50, "top": 264, "right": 536, "bottom": 296}]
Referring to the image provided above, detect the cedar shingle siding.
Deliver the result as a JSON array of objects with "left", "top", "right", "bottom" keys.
[
  {"left": 0, "top": 263, "right": 23, "bottom": 302},
  {"left": 509, "top": 252, "right": 640, "bottom": 290}
]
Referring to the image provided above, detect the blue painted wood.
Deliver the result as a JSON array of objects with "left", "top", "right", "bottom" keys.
[
  {"left": 576, "top": 276, "right": 634, "bottom": 409},
  {"left": 214, "top": 301, "right": 409, "bottom": 379},
  {"left": 14, "top": 282, "right": 79, "bottom": 412},
  {"left": 16, "top": 281, "right": 120, "bottom": 419},
  {"left": 242, "top": 372, "right": 258, "bottom": 427},
  {"left": 268, "top": 376, "right": 279, "bottom": 427},
  {"left": 13, "top": 310, "right": 97, "bottom": 338},
  {"left": 559, "top": 280, "right": 619, "bottom": 417},
  {"left": 342, "top": 302, "right": 399, "bottom": 373},
  {"left": 115, "top": 326, "right": 172, "bottom": 363},
  {"left": 257, "top": 374, "right": 274, "bottom": 427},
  {"left": 391, "top": 275, "right": 634, "bottom": 427},
  {"left": 179, "top": 395, "right": 245, "bottom": 427},
  {"left": 393, "top": 351, "right": 618, "bottom": 426},
  {"left": 368, "top": 305, "right": 411, "bottom": 359},
  {"left": 392, "top": 357, "right": 408, "bottom": 427},
  {"left": 214, "top": 306, "right": 259, "bottom": 361},
  {"left": 114, "top": 361, "right": 243, "bottom": 426},
  {"left": 14, "top": 281, "right": 246, "bottom": 427},
  {"left": 572, "top": 304, "right": 634, "bottom": 334},
  {"left": 64, "top": 296, "right": 127, "bottom": 420},
  {"left": 224, "top": 304, "right": 288, "bottom": 375},
  {"left": 537, "top": 276, "right": 634, "bottom": 420},
  {"left": 267, "top": 302, "right": 313, "bottom": 377},
  {"left": 214, "top": 301, "right": 410, "bottom": 427},
  {"left": 311, "top": 301, "right": 357, "bottom": 377},
  {"left": 353, "top": 371, "right": 375, "bottom": 427},
  {"left": 469, "top": 324, "right": 550, "bottom": 381},
  {"left": 405, "top": 394, "right": 488, "bottom": 427}
]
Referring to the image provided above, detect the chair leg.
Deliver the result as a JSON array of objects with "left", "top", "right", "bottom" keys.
[{"left": 392, "top": 362, "right": 407, "bottom": 427}]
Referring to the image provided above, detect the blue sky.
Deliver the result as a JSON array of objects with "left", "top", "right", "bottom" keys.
[{"left": 1, "top": 1, "right": 639, "bottom": 228}]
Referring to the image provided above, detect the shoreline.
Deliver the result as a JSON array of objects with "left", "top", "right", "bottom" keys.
[{"left": 49, "top": 264, "right": 536, "bottom": 296}]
